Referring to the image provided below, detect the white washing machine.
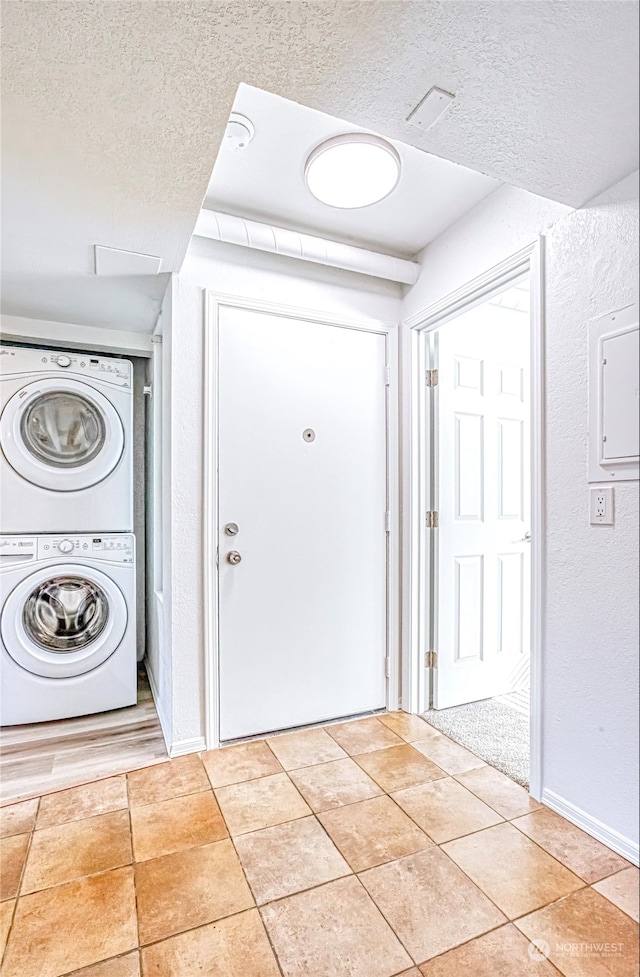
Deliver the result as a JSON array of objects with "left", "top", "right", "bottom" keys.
[
  {"left": 0, "top": 346, "right": 133, "bottom": 533},
  {"left": 0, "top": 534, "right": 137, "bottom": 725}
]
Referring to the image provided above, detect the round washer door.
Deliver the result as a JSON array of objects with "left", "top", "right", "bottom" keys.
[
  {"left": 0, "top": 378, "right": 125, "bottom": 491},
  {"left": 1, "top": 564, "right": 128, "bottom": 678}
]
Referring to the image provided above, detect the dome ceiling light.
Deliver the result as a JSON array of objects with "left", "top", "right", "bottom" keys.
[{"left": 304, "top": 133, "right": 401, "bottom": 209}]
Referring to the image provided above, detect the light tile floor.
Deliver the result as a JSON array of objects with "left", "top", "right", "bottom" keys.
[{"left": 0, "top": 713, "right": 638, "bottom": 977}]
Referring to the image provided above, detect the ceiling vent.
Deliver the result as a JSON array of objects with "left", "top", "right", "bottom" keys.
[{"left": 406, "top": 87, "right": 455, "bottom": 132}]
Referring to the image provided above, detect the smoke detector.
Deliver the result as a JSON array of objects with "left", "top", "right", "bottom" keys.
[{"left": 225, "top": 113, "right": 255, "bottom": 151}]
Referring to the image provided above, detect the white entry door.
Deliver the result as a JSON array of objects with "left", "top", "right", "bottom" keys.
[
  {"left": 217, "top": 306, "right": 388, "bottom": 741},
  {"left": 434, "top": 285, "right": 531, "bottom": 708}
]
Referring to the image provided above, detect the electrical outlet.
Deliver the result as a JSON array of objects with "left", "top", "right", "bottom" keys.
[{"left": 590, "top": 486, "right": 614, "bottom": 525}]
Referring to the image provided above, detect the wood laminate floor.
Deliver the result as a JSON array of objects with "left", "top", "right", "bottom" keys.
[{"left": 0, "top": 666, "right": 167, "bottom": 806}]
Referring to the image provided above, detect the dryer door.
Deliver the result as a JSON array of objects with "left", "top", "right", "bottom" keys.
[
  {"left": 1, "top": 564, "right": 128, "bottom": 677},
  {"left": 0, "top": 378, "right": 125, "bottom": 490}
]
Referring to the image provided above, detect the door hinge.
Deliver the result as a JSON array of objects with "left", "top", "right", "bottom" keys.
[
  {"left": 426, "top": 369, "right": 439, "bottom": 387},
  {"left": 425, "top": 650, "right": 438, "bottom": 668},
  {"left": 384, "top": 364, "right": 391, "bottom": 386},
  {"left": 385, "top": 656, "right": 391, "bottom": 678},
  {"left": 425, "top": 510, "right": 439, "bottom": 529},
  {"left": 385, "top": 510, "right": 391, "bottom": 532}
]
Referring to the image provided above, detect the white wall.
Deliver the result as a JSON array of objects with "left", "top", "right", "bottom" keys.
[
  {"left": 163, "top": 238, "right": 402, "bottom": 751},
  {"left": 403, "top": 174, "right": 639, "bottom": 858},
  {"left": 145, "top": 278, "right": 174, "bottom": 748},
  {"left": 402, "top": 185, "right": 572, "bottom": 318},
  {"left": 542, "top": 172, "right": 639, "bottom": 856}
]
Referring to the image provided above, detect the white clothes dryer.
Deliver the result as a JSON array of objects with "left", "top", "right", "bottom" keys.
[
  {"left": 0, "top": 534, "right": 136, "bottom": 725},
  {"left": 0, "top": 346, "right": 133, "bottom": 533}
]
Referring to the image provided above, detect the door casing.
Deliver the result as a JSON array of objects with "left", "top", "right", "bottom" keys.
[
  {"left": 401, "top": 239, "right": 545, "bottom": 799},
  {"left": 204, "top": 291, "right": 400, "bottom": 750}
]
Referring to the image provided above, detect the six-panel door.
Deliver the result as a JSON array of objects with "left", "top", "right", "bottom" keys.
[{"left": 435, "top": 288, "right": 531, "bottom": 708}]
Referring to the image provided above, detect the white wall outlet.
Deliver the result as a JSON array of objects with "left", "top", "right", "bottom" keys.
[{"left": 590, "top": 486, "right": 614, "bottom": 525}]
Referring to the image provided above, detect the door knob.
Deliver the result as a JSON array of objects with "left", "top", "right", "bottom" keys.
[{"left": 226, "top": 550, "right": 242, "bottom": 565}]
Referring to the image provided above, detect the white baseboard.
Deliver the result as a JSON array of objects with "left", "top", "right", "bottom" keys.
[
  {"left": 542, "top": 788, "right": 639, "bottom": 866},
  {"left": 169, "top": 736, "right": 207, "bottom": 758},
  {"left": 145, "top": 663, "right": 206, "bottom": 758},
  {"left": 144, "top": 662, "right": 172, "bottom": 753}
]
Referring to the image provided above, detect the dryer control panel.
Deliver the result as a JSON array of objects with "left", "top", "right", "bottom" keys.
[
  {"left": 0, "top": 346, "right": 132, "bottom": 388},
  {"left": 37, "top": 535, "right": 135, "bottom": 563},
  {"left": 0, "top": 535, "right": 134, "bottom": 565}
]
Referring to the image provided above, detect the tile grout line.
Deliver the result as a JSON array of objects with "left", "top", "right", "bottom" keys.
[
  {"left": 410, "top": 921, "right": 566, "bottom": 977},
  {"left": 507, "top": 813, "right": 635, "bottom": 884},
  {"left": 56, "top": 948, "right": 140, "bottom": 977},
  {"left": 435, "top": 833, "right": 588, "bottom": 925},
  {"left": 223, "top": 809, "right": 287, "bottom": 977},
  {"left": 125, "top": 769, "right": 143, "bottom": 965},
  {"left": 0, "top": 752, "right": 169, "bottom": 809},
  {"left": 179, "top": 755, "right": 285, "bottom": 975},
  {"left": 0, "top": 795, "right": 41, "bottom": 968},
  {"left": 349, "top": 870, "right": 419, "bottom": 968},
  {"left": 587, "top": 876, "right": 640, "bottom": 923},
  {"left": 416, "top": 718, "right": 490, "bottom": 767},
  {"left": 354, "top": 838, "right": 511, "bottom": 965}
]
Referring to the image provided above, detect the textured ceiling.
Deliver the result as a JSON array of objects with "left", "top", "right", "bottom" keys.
[{"left": 1, "top": 1, "right": 638, "bottom": 330}]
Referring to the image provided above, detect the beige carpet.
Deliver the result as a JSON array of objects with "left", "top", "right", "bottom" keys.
[{"left": 424, "top": 697, "right": 529, "bottom": 788}]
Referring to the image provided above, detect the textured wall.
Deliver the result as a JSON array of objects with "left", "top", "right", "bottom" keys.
[
  {"left": 543, "top": 175, "right": 639, "bottom": 845},
  {"left": 403, "top": 171, "right": 640, "bottom": 849},
  {"left": 167, "top": 238, "right": 402, "bottom": 746}
]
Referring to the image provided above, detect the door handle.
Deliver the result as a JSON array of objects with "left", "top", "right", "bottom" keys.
[
  {"left": 513, "top": 531, "right": 531, "bottom": 543},
  {"left": 226, "top": 551, "right": 242, "bottom": 565}
]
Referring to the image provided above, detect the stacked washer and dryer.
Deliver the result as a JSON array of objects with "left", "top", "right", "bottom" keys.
[{"left": 0, "top": 346, "right": 137, "bottom": 725}]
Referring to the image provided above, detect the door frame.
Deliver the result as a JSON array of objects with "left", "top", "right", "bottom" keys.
[
  {"left": 401, "top": 239, "right": 545, "bottom": 799},
  {"left": 203, "top": 290, "right": 400, "bottom": 750}
]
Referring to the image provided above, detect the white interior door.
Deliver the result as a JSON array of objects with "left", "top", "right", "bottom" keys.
[
  {"left": 217, "top": 306, "right": 388, "bottom": 741},
  {"left": 434, "top": 284, "right": 531, "bottom": 708}
]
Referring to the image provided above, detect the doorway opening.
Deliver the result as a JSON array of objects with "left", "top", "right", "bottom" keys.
[{"left": 408, "top": 247, "right": 543, "bottom": 795}]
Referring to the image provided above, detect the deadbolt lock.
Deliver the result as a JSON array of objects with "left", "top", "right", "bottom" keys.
[
  {"left": 226, "top": 550, "right": 242, "bottom": 565},
  {"left": 224, "top": 523, "right": 239, "bottom": 536}
]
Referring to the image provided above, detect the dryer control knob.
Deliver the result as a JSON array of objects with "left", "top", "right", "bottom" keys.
[
  {"left": 57, "top": 355, "right": 72, "bottom": 367},
  {"left": 58, "top": 539, "right": 74, "bottom": 553}
]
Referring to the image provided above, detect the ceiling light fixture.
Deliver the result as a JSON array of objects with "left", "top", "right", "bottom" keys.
[{"left": 304, "top": 133, "right": 401, "bottom": 209}]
